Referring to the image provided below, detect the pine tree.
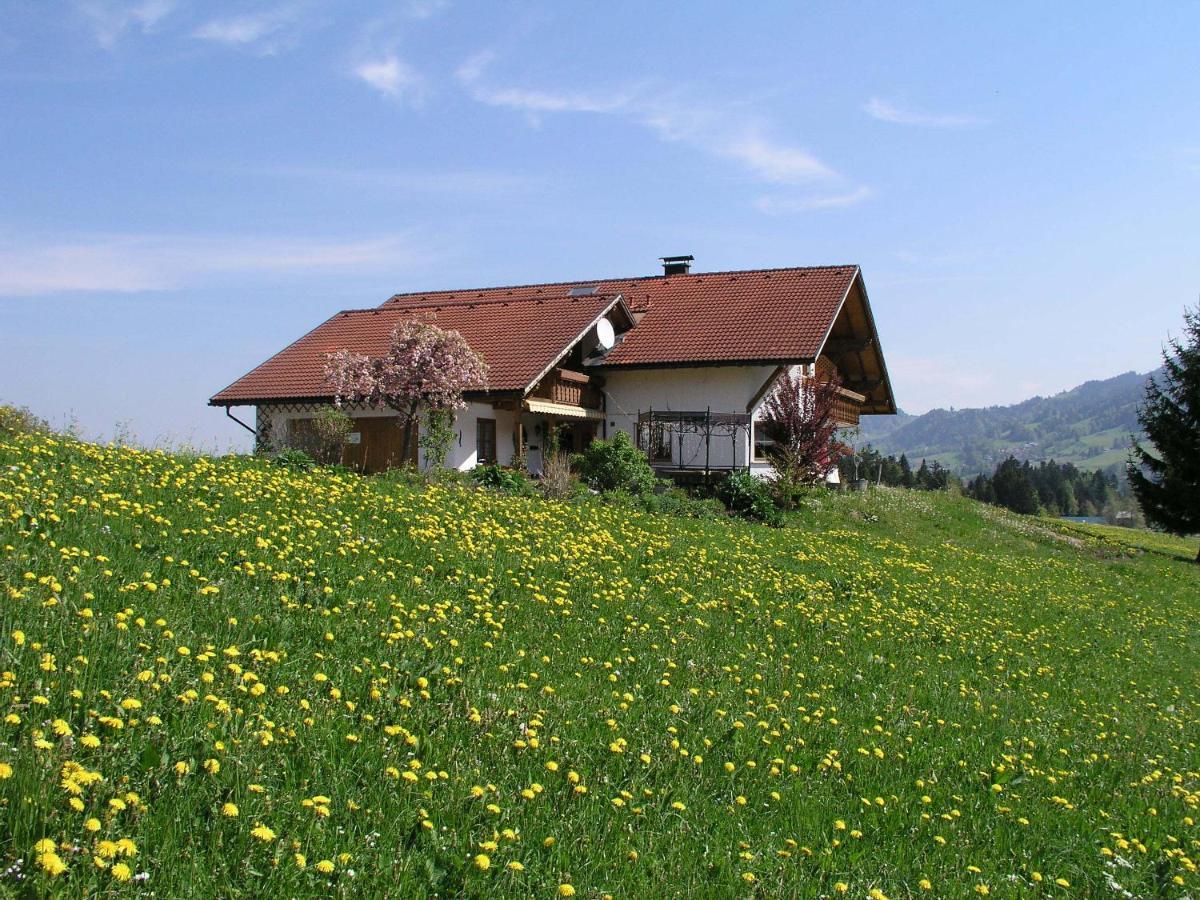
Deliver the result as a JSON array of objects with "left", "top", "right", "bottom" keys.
[{"left": 1128, "top": 304, "right": 1200, "bottom": 562}]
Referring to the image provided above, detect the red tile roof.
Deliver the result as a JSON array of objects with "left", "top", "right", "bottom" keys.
[
  {"left": 211, "top": 265, "right": 870, "bottom": 405},
  {"left": 209, "top": 291, "right": 622, "bottom": 404}
]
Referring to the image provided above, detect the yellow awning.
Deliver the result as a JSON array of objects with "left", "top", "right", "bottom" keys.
[{"left": 524, "top": 399, "right": 606, "bottom": 421}]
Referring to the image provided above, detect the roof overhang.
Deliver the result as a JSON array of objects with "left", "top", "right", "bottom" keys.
[
  {"left": 207, "top": 388, "right": 520, "bottom": 408},
  {"left": 520, "top": 294, "right": 633, "bottom": 396},
  {"left": 811, "top": 268, "right": 897, "bottom": 416}
]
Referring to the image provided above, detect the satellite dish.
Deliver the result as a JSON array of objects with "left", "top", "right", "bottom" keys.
[{"left": 595, "top": 317, "right": 615, "bottom": 350}]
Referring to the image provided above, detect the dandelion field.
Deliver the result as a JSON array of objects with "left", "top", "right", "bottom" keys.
[{"left": 0, "top": 432, "right": 1197, "bottom": 897}]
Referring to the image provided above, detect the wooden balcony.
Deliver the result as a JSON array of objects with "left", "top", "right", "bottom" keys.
[
  {"left": 833, "top": 388, "right": 863, "bottom": 428},
  {"left": 530, "top": 368, "right": 603, "bottom": 409}
]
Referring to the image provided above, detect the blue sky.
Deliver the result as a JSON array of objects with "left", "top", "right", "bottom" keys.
[{"left": 2, "top": 1, "right": 1198, "bottom": 449}]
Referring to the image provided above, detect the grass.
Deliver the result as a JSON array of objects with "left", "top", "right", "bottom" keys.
[
  {"left": 0, "top": 431, "right": 1197, "bottom": 897},
  {"left": 1048, "top": 520, "right": 1199, "bottom": 563}
]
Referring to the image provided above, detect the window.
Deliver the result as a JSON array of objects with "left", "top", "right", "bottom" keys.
[
  {"left": 753, "top": 423, "right": 776, "bottom": 462},
  {"left": 476, "top": 418, "right": 497, "bottom": 464}
]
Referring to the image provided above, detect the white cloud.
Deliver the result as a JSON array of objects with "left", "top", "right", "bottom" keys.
[
  {"left": 192, "top": 5, "right": 309, "bottom": 56},
  {"left": 353, "top": 55, "right": 425, "bottom": 103},
  {"left": 864, "top": 97, "right": 986, "bottom": 128},
  {"left": 456, "top": 52, "right": 849, "bottom": 194},
  {"left": 458, "top": 55, "right": 632, "bottom": 116},
  {"left": 0, "top": 232, "right": 425, "bottom": 296},
  {"left": 755, "top": 186, "right": 873, "bottom": 214},
  {"left": 77, "top": 0, "right": 175, "bottom": 49},
  {"left": 722, "top": 132, "right": 835, "bottom": 185}
]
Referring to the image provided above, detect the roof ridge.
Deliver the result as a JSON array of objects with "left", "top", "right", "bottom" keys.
[
  {"left": 375, "top": 292, "right": 620, "bottom": 312},
  {"left": 380, "top": 264, "right": 859, "bottom": 306}
]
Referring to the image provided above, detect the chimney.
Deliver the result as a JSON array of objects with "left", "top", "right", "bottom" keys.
[{"left": 660, "top": 254, "right": 693, "bottom": 276}]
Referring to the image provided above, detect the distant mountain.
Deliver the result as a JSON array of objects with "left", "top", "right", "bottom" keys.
[{"left": 857, "top": 370, "right": 1157, "bottom": 477}]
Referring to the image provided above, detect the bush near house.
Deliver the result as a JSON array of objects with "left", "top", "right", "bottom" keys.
[
  {"left": 470, "top": 463, "right": 536, "bottom": 496},
  {"left": 571, "top": 431, "right": 657, "bottom": 495},
  {"left": 716, "top": 469, "right": 783, "bottom": 525},
  {"left": 0, "top": 430, "right": 1197, "bottom": 896}
]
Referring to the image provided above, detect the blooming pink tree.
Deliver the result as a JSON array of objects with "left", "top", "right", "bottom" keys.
[
  {"left": 324, "top": 320, "right": 488, "bottom": 467},
  {"left": 759, "top": 369, "right": 850, "bottom": 487}
]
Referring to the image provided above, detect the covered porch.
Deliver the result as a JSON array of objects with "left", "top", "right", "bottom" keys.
[{"left": 636, "top": 409, "right": 754, "bottom": 482}]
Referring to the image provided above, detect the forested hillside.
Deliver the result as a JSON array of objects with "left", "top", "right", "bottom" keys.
[{"left": 858, "top": 369, "right": 1153, "bottom": 475}]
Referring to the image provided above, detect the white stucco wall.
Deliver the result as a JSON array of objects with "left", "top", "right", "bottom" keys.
[
  {"left": 599, "top": 363, "right": 839, "bottom": 481},
  {"left": 256, "top": 402, "right": 516, "bottom": 471},
  {"left": 601, "top": 365, "right": 779, "bottom": 473}
]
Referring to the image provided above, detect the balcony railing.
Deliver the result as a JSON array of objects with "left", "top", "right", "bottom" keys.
[
  {"left": 531, "top": 368, "right": 603, "bottom": 409},
  {"left": 833, "top": 390, "right": 862, "bottom": 427}
]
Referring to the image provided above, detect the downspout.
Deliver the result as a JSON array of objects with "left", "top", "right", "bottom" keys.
[{"left": 224, "top": 406, "right": 256, "bottom": 436}]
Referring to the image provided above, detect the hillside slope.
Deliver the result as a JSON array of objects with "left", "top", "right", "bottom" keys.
[
  {"left": 859, "top": 369, "right": 1155, "bottom": 475},
  {"left": 0, "top": 433, "right": 1197, "bottom": 896}
]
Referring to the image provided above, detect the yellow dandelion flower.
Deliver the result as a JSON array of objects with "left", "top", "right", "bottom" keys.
[{"left": 38, "top": 851, "right": 67, "bottom": 876}]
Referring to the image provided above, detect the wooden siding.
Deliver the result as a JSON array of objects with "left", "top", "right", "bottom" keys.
[{"left": 530, "top": 368, "right": 603, "bottom": 409}]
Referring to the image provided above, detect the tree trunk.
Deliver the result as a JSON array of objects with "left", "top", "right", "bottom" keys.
[
  {"left": 390, "top": 401, "right": 420, "bottom": 469},
  {"left": 400, "top": 401, "right": 420, "bottom": 468}
]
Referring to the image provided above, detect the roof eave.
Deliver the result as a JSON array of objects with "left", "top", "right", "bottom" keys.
[
  {"left": 208, "top": 387, "right": 523, "bottom": 408},
  {"left": 812, "top": 267, "right": 898, "bottom": 416},
  {"left": 595, "top": 356, "right": 818, "bottom": 371}
]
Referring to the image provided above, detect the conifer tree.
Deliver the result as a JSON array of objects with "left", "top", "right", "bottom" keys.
[{"left": 1128, "top": 305, "right": 1200, "bottom": 562}]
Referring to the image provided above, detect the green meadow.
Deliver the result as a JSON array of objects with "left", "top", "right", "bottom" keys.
[{"left": 0, "top": 431, "right": 1197, "bottom": 897}]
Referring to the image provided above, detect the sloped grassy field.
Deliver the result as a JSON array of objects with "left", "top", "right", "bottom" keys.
[{"left": 0, "top": 433, "right": 1197, "bottom": 898}]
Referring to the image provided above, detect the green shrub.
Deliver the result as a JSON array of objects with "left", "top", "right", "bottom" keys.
[
  {"left": 471, "top": 464, "right": 536, "bottom": 496},
  {"left": 419, "top": 409, "right": 456, "bottom": 471},
  {"left": 272, "top": 448, "right": 316, "bottom": 471},
  {"left": 573, "top": 431, "right": 656, "bottom": 494},
  {"left": 0, "top": 404, "right": 50, "bottom": 436},
  {"left": 717, "top": 470, "right": 782, "bottom": 525},
  {"left": 309, "top": 407, "right": 353, "bottom": 465}
]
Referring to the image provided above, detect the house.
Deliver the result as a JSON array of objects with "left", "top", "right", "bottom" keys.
[{"left": 209, "top": 256, "right": 896, "bottom": 479}]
